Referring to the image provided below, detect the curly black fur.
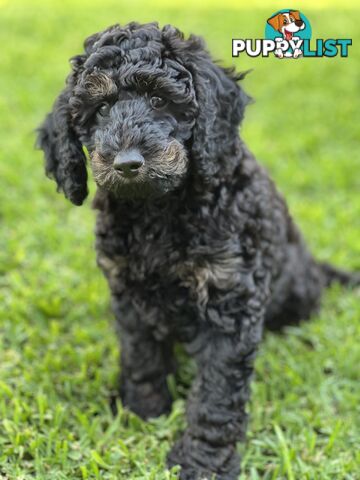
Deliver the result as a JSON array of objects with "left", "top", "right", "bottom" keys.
[{"left": 37, "top": 22, "right": 359, "bottom": 480}]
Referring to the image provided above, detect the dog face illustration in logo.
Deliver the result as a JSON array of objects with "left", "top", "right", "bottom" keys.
[{"left": 267, "top": 10, "right": 305, "bottom": 58}]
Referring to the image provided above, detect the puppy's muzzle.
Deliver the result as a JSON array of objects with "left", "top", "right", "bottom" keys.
[{"left": 113, "top": 149, "right": 145, "bottom": 178}]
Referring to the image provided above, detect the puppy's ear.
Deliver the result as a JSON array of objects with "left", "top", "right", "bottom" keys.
[
  {"left": 171, "top": 32, "right": 250, "bottom": 182},
  {"left": 289, "top": 10, "right": 301, "bottom": 21},
  {"left": 37, "top": 85, "right": 88, "bottom": 206},
  {"left": 267, "top": 14, "right": 282, "bottom": 32}
]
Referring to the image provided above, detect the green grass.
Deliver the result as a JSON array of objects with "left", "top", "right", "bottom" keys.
[{"left": 0, "top": 1, "right": 359, "bottom": 478}]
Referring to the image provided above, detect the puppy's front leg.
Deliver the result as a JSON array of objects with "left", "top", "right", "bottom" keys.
[
  {"left": 112, "top": 296, "right": 174, "bottom": 420},
  {"left": 168, "top": 307, "right": 264, "bottom": 480}
]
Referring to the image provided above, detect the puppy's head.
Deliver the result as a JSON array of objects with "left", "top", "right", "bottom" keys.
[
  {"left": 267, "top": 11, "right": 305, "bottom": 40},
  {"left": 37, "top": 23, "right": 249, "bottom": 204}
]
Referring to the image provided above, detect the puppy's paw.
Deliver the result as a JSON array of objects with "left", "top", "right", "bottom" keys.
[
  {"left": 119, "top": 376, "right": 172, "bottom": 419},
  {"left": 293, "top": 48, "right": 303, "bottom": 58},
  {"left": 167, "top": 433, "right": 240, "bottom": 480},
  {"left": 275, "top": 49, "right": 284, "bottom": 58}
]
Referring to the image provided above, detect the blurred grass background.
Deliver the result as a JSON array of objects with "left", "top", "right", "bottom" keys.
[{"left": 0, "top": 0, "right": 359, "bottom": 478}]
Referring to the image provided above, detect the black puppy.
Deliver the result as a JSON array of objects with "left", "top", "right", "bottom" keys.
[{"left": 37, "top": 22, "right": 359, "bottom": 480}]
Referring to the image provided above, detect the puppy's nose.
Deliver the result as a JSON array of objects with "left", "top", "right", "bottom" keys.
[
  {"left": 113, "top": 149, "right": 144, "bottom": 177},
  {"left": 295, "top": 20, "right": 303, "bottom": 27}
]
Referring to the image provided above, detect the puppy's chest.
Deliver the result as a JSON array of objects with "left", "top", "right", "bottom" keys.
[
  {"left": 95, "top": 209, "right": 259, "bottom": 314},
  {"left": 96, "top": 210, "right": 186, "bottom": 288},
  {"left": 97, "top": 210, "right": 215, "bottom": 302}
]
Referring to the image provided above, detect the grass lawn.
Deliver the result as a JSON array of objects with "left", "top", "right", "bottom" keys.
[{"left": 0, "top": 0, "right": 359, "bottom": 478}]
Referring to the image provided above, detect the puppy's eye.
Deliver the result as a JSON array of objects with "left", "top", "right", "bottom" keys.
[
  {"left": 150, "top": 96, "right": 168, "bottom": 110},
  {"left": 283, "top": 19, "right": 288, "bottom": 25},
  {"left": 97, "top": 102, "right": 110, "bottom": 117}
]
